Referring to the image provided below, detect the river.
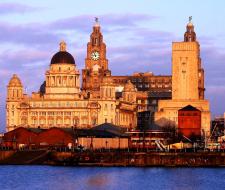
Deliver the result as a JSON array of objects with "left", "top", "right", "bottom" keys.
[{"left": 0, "top": 166, "right": 224, "bottom": 190}]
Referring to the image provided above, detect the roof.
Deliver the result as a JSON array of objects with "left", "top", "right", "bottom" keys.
[
  {"left": 50, "top": 51, "right": 75, "bottom": 65},
  {"left": 46, "top": 124, "right": 129, "bottom": 138},
  {"left": 39, "top": 81, "right": 46, "bottom": 95},
  {"left": 91, "top": 123, "right": 129, "bottom": 137},
  {"left": 27, "top": 128, "right": 45, "bottom": 133},
  {"left": 4, "top": 124, "right": 129, "bottom": 138},
  {"left": 148, "top": 91, "right": 172, "bottom": 98},
  {"left": 179, "top": 105, "right": 200, "bottom": 111},
  {"left": 8, "top": 74, "right": 23, "bottom": 87}
]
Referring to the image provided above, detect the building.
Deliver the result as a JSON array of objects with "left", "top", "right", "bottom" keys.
[
  {"left": 2, "top": 127, "right": 43, "bottom": 149},
  {"left": 81, "top": 18, "right": 172, "bottom": 115},
  {"left": 2, "top": 123, "right": 129, "bottom": 150},
  {"left": 6, "top": 18, "right": 211, "bottom": 138},
  {"left": 111, "top": 73, "right": 172, "bottom": 113},
  {"left": 211, "top": 116, "right": 225, "bottom": 139},
  {"left": 178, "top": 105, "right": 201, "bottom": 138},
  {"left": 155, "top": 19, "right": 211, "bottom": 137},
  {"left": 6, "top": 18, "right": 173, "bottom": 132},
  {"left": 127, "top": 129, "right": 172, "bottom": 149},
  {"left": 82, "top": 18, "right": 111, "bottom": 97},
  {"left": 6, "top": 20, "right": 137, "bottom": 132}
]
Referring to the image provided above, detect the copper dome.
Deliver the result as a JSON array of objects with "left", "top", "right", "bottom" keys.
[
  {"left": 50, "top": 41, "right": 75, "bottom": 65},
  {"left": 50, "top": 51, "right": 75, "bottom": 65}
]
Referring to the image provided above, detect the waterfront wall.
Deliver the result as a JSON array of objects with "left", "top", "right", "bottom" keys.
[
  {"left": 49, "top": 151, "right": 225, "bottom": 167},
  {"left": 0, "top": 151, "right": 15, "bottom": 161},
  {"left": 1, "top": 150, "right": 225, "bottom": 167}
]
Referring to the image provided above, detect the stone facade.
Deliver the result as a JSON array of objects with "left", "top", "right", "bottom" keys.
[
  {"left": 6, "top": 20, "right": 137, "bottom": 132},
  {"left": 6, "top": 18, "right": 211, "bottom": 137},
  {"left": 81, "top": 21, "right": 172, "bottom": 112},
  {"left": 82, "top": 20, "right": 111, "bottom": 97},
  {"left": 155, "top": 20, "right": 210, "bottom": 137}
]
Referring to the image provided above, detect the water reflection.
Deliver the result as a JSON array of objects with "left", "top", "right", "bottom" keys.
[
  {"left": 0, "top": 166, "right": 224, "bottom": 190},
  {"left": 87, "top": 174, "right": 109, "bottom": 187}
]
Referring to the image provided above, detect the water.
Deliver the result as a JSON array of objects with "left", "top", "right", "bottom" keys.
[{"left": 0, "top": 166, "right": 224, "bottom": 190}]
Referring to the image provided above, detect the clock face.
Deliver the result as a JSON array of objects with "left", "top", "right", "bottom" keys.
[{"left": 91, "top": 51, "right": 100, "bottom": 61}]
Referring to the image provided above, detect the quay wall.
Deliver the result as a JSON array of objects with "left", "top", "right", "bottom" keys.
[
  {"left": 1, "top": 150, "right": 225, "bottom": 167},
  {"left": 49, "top": 152, "right": 225, "bottom": 167},
  {"left": 0, "top": 151, "right": 15, "bottom": 161}
]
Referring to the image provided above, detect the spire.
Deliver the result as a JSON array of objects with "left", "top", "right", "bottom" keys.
[
  {"left": 189, "top": 16, "right": 192, "bottom": 23},
  {"left": 59, "top": 41, "right": 66, "bottom": 51},
  {"left": 94, "top": 17, "right": 100, "bottom": 27},
  {"left": 184, "top": 16, "right": 196, "bottom": 42}
]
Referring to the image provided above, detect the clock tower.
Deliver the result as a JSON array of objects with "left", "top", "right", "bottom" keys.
[{"left": 82, "top": 18, "right": 111, "bottom": 96}]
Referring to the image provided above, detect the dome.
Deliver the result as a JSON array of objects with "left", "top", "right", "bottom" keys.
[
  {"left": 50, "top": 41, "right": 75, "bottom": 65},
  {"left": 184, "top": 22, "right": 196, "bottom": 42},
  {"left": 187, "top": 22, "right": 194, "bottom": 27},
  {"left": 8, "top": 74, "right": 22, "bottom": 87},
  {"left": 39, "top": 81, "right": 46, "bottom": 95}
]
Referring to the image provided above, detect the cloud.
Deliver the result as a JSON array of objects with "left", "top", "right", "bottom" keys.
[
  {"left": 0, "top": 13, "right": 225, "bottom": 131},
  {"left": 206, "top": 86, "right": 225, "bottom": 117},
  {"left": 201, "top": 45, "right": 225, "bottom": 86},
  {"left": 108, "top": 44, "right": 171, "bottom": 76},
  {"left": 0, "top": 49, "right": 51, "bottom": 67},
  {"left": 0, "top": 3, "right": 39, "bottom": 15},
  {"left": 0, "top": 49, "right": 52, "bottom": 104},
  {"left": 49, "top": 14, "right": 157, "bottom": 32},
  {"left": 0, "top": 13, "right": 156, "bottom": 47},
  {"left": 0, "top": 22, "right": 61, "bottom": 47}
]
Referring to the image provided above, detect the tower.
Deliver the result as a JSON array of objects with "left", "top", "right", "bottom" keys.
[
  {"left": 155, "top": 18, "right": 210, "bottom": 137},
  {"left": 82, "top": 18, "right": 111, "bottom": 97},
  {"left": 172, "top": 17, "right": 205, "bottom": 100},
  {"left": 100, "top": 77, "right": 116, "bottom": 100},
  {"left": 6, "top": 74, "right": 24, "bottom": 131}
]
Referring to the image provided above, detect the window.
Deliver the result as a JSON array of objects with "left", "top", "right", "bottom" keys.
[{"left": 104, "top": 104, "right": 108, "bottom": 111}]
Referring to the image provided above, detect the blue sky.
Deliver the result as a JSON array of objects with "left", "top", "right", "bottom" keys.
[{"left": 0, "top": 0, "right": 225, "bottom": 132}]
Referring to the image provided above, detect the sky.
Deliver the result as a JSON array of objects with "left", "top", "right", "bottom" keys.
[{"left": 0, "top": 0, "right": 225, "bottom": 132}]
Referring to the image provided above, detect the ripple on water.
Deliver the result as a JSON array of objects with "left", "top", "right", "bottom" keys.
[{"left": 0, "top": 166, "right": 224, "bottom": 190}]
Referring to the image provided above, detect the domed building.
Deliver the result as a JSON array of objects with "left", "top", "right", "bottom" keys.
[
  {"left": 6, "top": 18, "right": 208, "bottom": 137},
  {"left": 6, "top": 21, "right": 137, "bottom": 132}
]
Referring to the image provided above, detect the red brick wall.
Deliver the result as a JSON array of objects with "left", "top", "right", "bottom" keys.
[
  {"left": 37, "top": 128, "right": 74, "bottom": 146},
  {"left": 3, "top": 127, "right": 38, "bottom": 147}
]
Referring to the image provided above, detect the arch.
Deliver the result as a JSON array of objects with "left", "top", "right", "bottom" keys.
[
  {"left": 39, "top": 116, "right": 46, "bottom": 125},
  {"left": 21, "top": 116, "right": 27, "bottom": 125},
  {"left": 64, "top": 116, "right": 70, "bottom": 125}
]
